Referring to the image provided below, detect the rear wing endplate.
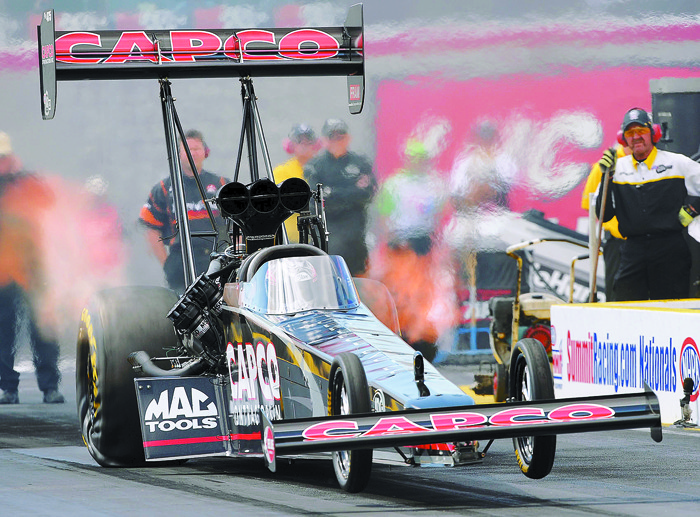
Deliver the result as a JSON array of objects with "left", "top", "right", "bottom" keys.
[{"left": 38, "top": 4, "right": 364, "bottom": 119}]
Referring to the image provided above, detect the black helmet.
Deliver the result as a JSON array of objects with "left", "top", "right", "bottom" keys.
[
  {"left": 321, "top": 118, "right": 349, "bottom": 139},
  {"left": 621, "top": 108, "right": 652, "bottom": 133},
  {"left": 289, "top": 124, "right": 317, "bottom": 143}
]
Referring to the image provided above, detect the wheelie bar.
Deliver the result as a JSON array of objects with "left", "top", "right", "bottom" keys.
[{"left": 261, "top": 384, "right": 661, "bottom": 465}]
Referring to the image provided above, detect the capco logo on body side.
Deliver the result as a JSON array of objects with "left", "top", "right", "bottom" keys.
[{"left": 226, "top": 341, "right": 281, "bottom": 402}]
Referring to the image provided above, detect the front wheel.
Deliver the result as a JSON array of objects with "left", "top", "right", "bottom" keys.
[
  {"left": 509, "top": 338, "right": 556, "bottom": 479},
  {"left": 328, "top": 353, "right": 373, "bottom": 493}
]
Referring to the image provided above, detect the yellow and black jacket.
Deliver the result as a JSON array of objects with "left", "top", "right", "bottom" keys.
[{"left": 597, "top": 147, "right": 700, "bottom": 237}]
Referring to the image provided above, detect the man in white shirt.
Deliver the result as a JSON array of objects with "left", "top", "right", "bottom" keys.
[{"left": 596, "top": 108, "right": 700, "bottom": 300}]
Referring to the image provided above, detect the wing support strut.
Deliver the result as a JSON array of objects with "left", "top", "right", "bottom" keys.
[{"left": 159, "top": 79, "right": 220, "bottom": 287}]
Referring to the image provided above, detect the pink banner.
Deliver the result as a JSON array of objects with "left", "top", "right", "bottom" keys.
[{"left": 375, "top": 66, "right": 700, "bottom": 229}]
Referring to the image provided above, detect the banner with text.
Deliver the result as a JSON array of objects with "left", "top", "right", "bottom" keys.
[{"left": 551, "top": 303, "right": 700, "bottom": 425}]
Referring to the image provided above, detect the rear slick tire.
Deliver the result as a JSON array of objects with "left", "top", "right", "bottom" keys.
[
  {"left": 328, "top": 352, "right": 373, "bottom": 493},
  {"left": 76, "top": 286, "right": 179, "bottom": 467},
  {"left": 509, "top": 338, "right": 556, "bottom": 479}
]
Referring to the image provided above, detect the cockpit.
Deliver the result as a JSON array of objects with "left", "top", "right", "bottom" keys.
[{"left": 236, "top": 255, "right": 360, "bottom": 315}]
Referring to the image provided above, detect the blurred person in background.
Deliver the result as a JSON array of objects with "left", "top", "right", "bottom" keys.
[
  {"left": 304, "top": 118, "right": 376, "bottom": 275},
  {"left": 444, "top": 118, "right": 518, "bottom": 257},
  {"left": 596, "top": 108, "right": 700, "bottom": 300},
  {"left": 81, "top": 174, "right": 126, "bottom": 279},
  {"left": 139, "top": 129, "right": 229, "bottom": 293},
  {"left": 443, "top": 119, "right": 518, "bottom": 356},
  {"left": 374, "top": 139, "right": 444, "bottom": 256},
  {"left": 35, "top": 172, "right": 129, "bottom": 343},
  {"left": 581, "top": 144, "right": 629, "bottom": 301},
  {"left": 448, "top": 118, "right": 516, "bottom": 218},
  {"left": 273, "top": 123, "right": 320, "bottom": 243},
  {"left": 370, "top": 139, "right": 457, "bottom": 361},
  {"left": 0, "top": 131, "right": 64, "bottom": 404}
]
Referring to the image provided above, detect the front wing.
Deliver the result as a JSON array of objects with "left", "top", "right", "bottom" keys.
[{"left": 261, "top": 386, "right": 661, "bottom": 471}]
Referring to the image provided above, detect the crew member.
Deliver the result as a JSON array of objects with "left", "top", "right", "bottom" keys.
[
  {"left": 582, "top": 144, "right": 629, "bottom": 301},
  {"left": 140, "top": 130, "right": 229, "bottom": 292},
  {"left": 273, "top": 124, "right": 319, "bottom": 243},
  {"left": 304, "top": 119, "right": 376, "bottom": 275},
  {"left": 596, "top": 108, "right": 700, "bottom": 300},
  {"left": 0, "top": 131, "right": 64, "bottom": 404}
]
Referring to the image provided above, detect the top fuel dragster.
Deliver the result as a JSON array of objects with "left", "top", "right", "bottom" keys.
[{"left": 38, "top": 4, "right": 661, "bottom": 493}]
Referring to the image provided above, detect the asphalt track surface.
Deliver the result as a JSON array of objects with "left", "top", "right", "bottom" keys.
[{"left": 2, "top": 358, "right": 700, "bottom": 516}]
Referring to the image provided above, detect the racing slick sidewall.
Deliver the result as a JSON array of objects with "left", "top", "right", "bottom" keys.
[{"left": 76, "top": 286, "right": 179, "bottom": 466}]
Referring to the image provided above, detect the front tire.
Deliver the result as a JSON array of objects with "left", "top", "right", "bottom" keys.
[
  {"left": 76, "top": 286, "right": 179, "bottom": 466},
  {"left": 328, "top": 353, "right": 373, "bottom": 493},
  {"left": 509, "top": 338, "right": 556, "bottom": 479}
]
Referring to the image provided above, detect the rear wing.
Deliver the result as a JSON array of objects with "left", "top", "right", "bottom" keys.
[{"left": 37, "top": 4, "right": 364, "bottom": 120}]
